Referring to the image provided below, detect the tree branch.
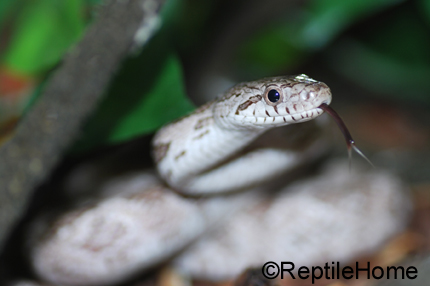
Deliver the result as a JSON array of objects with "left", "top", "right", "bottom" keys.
[{"left": 0, "top": 0, "right": 164, "bottom": 250}]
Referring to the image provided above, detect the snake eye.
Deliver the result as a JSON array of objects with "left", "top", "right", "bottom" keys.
[
  {"left": 264, "top": 88, "right": 283, "bottom": 106},
  {"left": 267, "top": 90, "right": 280, "bottom": 103}
]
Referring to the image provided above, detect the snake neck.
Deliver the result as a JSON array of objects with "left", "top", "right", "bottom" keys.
[
  {"left": 152, "top": 74, "right": 333, "bottom": 195},
  {"left": 152, "top": 102, "right": 264, "bottom": 193}
]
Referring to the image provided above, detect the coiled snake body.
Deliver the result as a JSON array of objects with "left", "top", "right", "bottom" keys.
[
  {"left": 29, "top": 74, "right": 410, "bottom": 286},
  {"left": 153, "top": 74, "right": 332, "bottom": 194}
]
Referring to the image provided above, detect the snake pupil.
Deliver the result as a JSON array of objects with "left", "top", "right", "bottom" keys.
[{"left": 267, "top": 89, "right": 280, "bottom": 103}]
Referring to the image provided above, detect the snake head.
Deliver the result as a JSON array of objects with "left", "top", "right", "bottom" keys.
[{"left": 214, "top": 74, "right": 332, "bottom": 130}]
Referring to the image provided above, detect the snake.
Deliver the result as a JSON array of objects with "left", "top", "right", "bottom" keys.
[
  {"left": 29, "top": 74, "right": 409, "bottom": 286},
  {"left": 152, "top": 74, "right": 333, "bottom": 195}
]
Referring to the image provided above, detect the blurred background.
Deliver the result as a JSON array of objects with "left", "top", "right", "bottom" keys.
[
  {"left": 1, "top": 0, "right": 430, "bottom": 152},
  {"left": 1, "top": 0, "right": 430, "bottom": 285}
]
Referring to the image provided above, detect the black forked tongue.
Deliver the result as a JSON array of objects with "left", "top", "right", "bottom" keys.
[{"left": 319, "top": 103, "right": 374, "bottom": 168}]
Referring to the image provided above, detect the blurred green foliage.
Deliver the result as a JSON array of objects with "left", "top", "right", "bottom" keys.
[
  {"left": 326, "top": 3, "right": 430, "bottom": 103},
  {"left": 72, "top": 31, "right": 195, "bottom": 152},
  {"left": 72, "top": 0, "right": 196, "bottom": 152},
  {"left": 237, "top": 0, "right": 405, "bottom": 76},
  {"left": 1, "top": 0, "right": 87, "bottom": 74},
  {"left": 1, "top": 0, "right": 429, "bottom": 153},
  {"left": 0, "top": 0, "right": 15, "bottom": 26}
]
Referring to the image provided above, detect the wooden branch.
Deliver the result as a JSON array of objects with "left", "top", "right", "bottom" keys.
[{"left": 0, "top": 0, "right": 164, "bottom": 250}]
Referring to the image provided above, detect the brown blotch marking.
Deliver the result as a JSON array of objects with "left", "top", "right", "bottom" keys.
[
  {"left": 193, "top": 129, "right": 210, "bottom": 140},
  {"left": 280, "top": 83, "right": 293, "bottom": 89},
  {"left": 293, "top": 104, "right": 298, "bottom": 111},
  {"left": 235, "top": 95, "right": 262, "bottom": 115},
  {"left": 272, "top": 117, "right": 275, "bottom": 122},
  {"left": 273, "top": 106, "right": 279, "bottom": 114},
  {"left": 194, "top": 116, "right": 213, "bottom": 130},
  {"left": 222, "top": 84, "right": 245, "bottom": 100},
  {"left": 311, "top": 83, "right": 320, "bottom": 91},
  {"left": 193, "top": 102, "right": 212, "bottom": 114},
  {"left": 236, "top": 102, "right": 252, "bottom": 115},
  {"left": 175, "top": 150, "right": 186, "bottom": 160},
  {"left": 244, "top": 85, "right": 260, "bottom": 91},
  {"left": 265, "top": 110, "right": 270, "bottom": 117},
  {"left": 153, "top": 142, "right": 171, "bottom": 163},
  {"left": 291, "top": 116, "right": 298, "bottom": 121},
  {"left": 223, "top": 92, "right": 242, "bottom": 100},
  {"left": 285, "top": 107, "right": 290, "bottom": 114},
  {"left": 283, "top": 117, "right": 286, "bottom": 122}
]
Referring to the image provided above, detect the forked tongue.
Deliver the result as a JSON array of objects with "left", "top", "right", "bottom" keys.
[{"left": 319, "top": 103, "right": 374, "bottom": 168}]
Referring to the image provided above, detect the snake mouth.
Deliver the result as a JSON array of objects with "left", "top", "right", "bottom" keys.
[
  {"left": 284, "top": 107, "right": 324, "bottom": 122},
  {"left": 239, "top": 107, "right": 325, "bottom": 126},
  {"left": 276, "top": 98, "right": 331, "bottom": 123}
]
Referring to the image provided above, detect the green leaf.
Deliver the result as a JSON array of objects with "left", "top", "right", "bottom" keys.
[
  {"left": 71, "top": 31, "right": 195, "bottom": 153},
  {"left": 107, "top": 53, "right": 195, "bottom": 143},
  {"left": 2, "top": 0, "right": 86, "bottom": 75}
]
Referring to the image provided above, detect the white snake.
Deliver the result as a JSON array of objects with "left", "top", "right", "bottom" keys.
[
  {"left": 29, "top": 74, "right": 411, "bottom": 286},
  {"left": 152, "top": 74, "right": 332, "bottom": 194}
]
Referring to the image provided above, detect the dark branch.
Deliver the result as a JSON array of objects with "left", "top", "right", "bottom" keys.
[{"left": 0, "top": 0, "right": 164, "bottom": 250}]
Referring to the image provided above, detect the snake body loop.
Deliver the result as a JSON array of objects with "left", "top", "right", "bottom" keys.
[{"left": 152, "top": 74, "right": 332, "bottom": 194}]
